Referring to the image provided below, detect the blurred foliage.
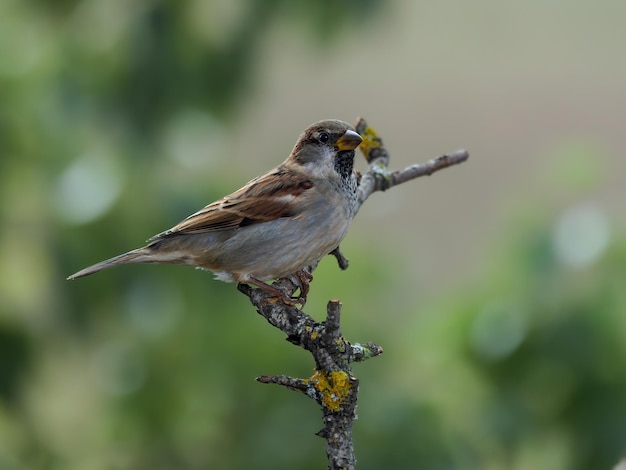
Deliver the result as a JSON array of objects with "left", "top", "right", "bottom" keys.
[{"left": 1, "top": 1, "right": 625, "bottom": 469}]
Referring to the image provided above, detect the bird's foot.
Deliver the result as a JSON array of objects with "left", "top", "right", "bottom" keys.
[
  {"left": 292, "top": 268, "right": 313, "bottom": 307},
  {"left": 244, "top": 277, "right": 302, "bottom": 307}
]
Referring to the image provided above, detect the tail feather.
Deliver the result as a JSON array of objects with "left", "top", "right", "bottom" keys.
[{"left": 67, "top": 247, "right": 154, "bottom": 280}]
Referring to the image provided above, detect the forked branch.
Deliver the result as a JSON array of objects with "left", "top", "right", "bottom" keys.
[{"left": 238, "top": 118, "right": 468, "bottom": 469}]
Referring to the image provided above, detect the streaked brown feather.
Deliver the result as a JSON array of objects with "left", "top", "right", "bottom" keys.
[{"left": 153, "top": 168, "right": 315, "bottom": 238}]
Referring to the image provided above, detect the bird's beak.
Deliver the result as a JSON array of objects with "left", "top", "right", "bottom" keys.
[{"left": 335, "top": 129, "right": 362, "bottom": 151}]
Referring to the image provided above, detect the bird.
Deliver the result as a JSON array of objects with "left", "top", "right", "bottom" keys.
[{"left": 67, "top": 119, "right": 363, "bottom": 304}]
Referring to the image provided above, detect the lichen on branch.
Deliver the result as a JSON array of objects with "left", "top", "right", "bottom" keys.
[{"left": 238, "top": 118, "right": 468, "bottom": 470}]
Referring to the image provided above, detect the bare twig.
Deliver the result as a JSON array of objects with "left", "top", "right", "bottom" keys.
[
  {"left": 238, "top": 118, "right": 468, "bottom": 469},
  {"left": 355, "top": 117, "right": 469, "bottom": 206}
]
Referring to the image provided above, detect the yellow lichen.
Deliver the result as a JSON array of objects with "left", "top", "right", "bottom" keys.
[
  {"left": 305, "top": 369, "right": 353, "bottom": 412},
  {"left": 358, "top": 124, "right": 382, "bottom": 159}
]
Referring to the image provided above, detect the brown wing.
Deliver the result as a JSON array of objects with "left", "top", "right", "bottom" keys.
[{"left": 151, "top": 167, "right": 314, "bottom": 239}]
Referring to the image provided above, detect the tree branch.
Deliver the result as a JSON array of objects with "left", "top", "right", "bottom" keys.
[
  {"left": 354, "top": 117, "right": 469, "bottom": 206},
  {"left": 237, "top": 118, "right": 468, "bottom": 469}
]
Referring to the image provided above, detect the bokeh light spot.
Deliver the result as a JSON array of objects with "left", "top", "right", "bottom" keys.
[
  {"left": 471, "top": 303, "right": 527, "bottom": 361},
  {"left": 54, "top": 152, "right": 123, "bottom": 225},
  {"left": 163, "top": 109, "right": 224, "bottom": 170},
  {"left": 553, "top": 203, "right": 610, "bottom": 269}
]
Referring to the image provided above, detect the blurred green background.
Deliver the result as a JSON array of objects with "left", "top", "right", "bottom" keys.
[{"left": 1, "top": 0, "right": 625, "bottom": 469}]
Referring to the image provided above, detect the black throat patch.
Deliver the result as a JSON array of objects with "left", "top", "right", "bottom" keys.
[{"left": 334, "top": 150, "right": 355, "bottom": 180}]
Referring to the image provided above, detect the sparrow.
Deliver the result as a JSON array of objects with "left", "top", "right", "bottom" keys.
[{"left": 67, "top": 119, "right": 363, "bottom": 304}]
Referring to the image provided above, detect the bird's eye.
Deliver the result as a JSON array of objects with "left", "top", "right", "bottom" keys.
[{"left": 318, "top": 132, "right": 330, "bottom": 143}]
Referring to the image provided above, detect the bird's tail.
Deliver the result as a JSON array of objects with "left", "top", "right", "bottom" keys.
[{"left": 67, "top": 247, "right": 155, "bottom": 280}]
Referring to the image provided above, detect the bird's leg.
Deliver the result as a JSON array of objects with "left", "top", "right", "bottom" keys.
[{"left": 242, "top": 277, "right": 297, "bottom": 307}]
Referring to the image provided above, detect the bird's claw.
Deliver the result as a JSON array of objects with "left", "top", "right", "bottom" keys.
[{"left": 244, "top": 273, "right": 312, "bottom": 308}]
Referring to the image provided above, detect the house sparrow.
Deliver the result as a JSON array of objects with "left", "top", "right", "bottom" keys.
[{"left": 68, "top": 119, "right": 363, "bottom": 304}]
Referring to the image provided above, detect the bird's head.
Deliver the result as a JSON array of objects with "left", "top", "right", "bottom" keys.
[{"left": 288, "top": 119, "right": 362, "bottom": 181}]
